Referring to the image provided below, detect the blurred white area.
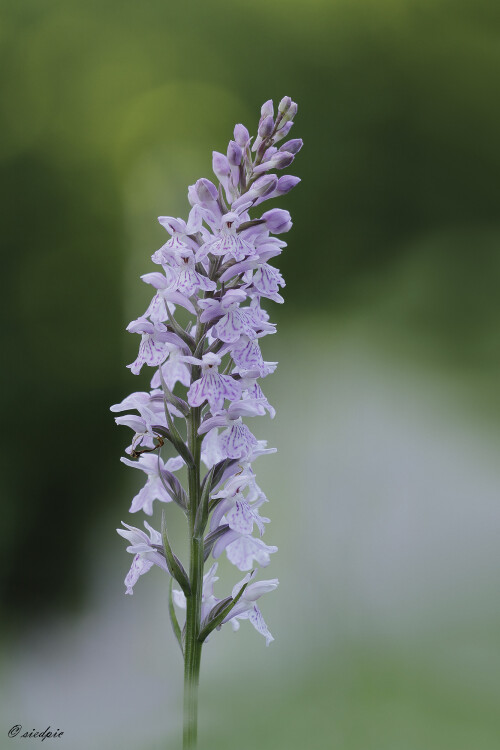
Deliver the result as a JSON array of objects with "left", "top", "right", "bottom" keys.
[{"left": 2, "top": 321, "right": 499, "bottom": 749}]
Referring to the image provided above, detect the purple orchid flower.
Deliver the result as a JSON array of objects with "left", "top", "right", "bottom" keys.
[
  {"left": 120, "top": 454, "right": 184, "bottom": 515},
  {"left": 117, "top": 521, "right": 169, "bottom": 595},
  {"left": 223, "top": 572, "right": 279, "bottom": 646},
  {"left": 186, "top": 352, "right": 241, "bottom": 412},
  {"left": 210, "top": 470, "right": 270, "bottom": 536},
  {"left": 150, "top": 349, "right": 191, "bottom": 391},
  {"left": 126, "top": 318, "right": 185, "bottom": 374},
  {"left": 212, "top": 528, "right": 278, "bottom": 571},
  {"left": 200, "top": 211, "right": 255, "bottom": 262}
]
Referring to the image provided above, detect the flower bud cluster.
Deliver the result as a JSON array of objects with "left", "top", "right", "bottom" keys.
[{"left": 113, "top": 97, "right": 301, "bottom": 646}]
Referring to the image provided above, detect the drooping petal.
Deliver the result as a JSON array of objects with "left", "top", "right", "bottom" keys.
[
  {"left": 150, "top": 355, "right": 191, "bottom": 390},
  {"left": 110, "top": 392, "right": 151, "bottom": 413},
  {"left": 248, "top": 604, "right": 274, "bottom": 645},
  {"left": 251, "top": 264, "right": 285, "bottom": 298},
  {"left": 128, "top": 334, "right": 169, "bottom": 374},
  {"left": 165, "top": 455, "right": 185, "bottom": 472},
  {"left": 128, "top": 475, "right": 172, "bottom": 516},
  {"left": 124, "top": 554, "right": 154, "bottom": 595},
  {"left": 145, "top": 293, "right": 169, "bottom": 323}
]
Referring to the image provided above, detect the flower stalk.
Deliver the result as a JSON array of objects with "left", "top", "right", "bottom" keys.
[
  {"left": 113, "top": 96, "right": 302, "bottom": 748},
  {"left": 183, "top": 369, "right": 203, "bottom": 749}
]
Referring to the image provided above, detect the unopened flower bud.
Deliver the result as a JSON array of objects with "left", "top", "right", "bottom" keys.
[
  {"left": 234, "top": 123, "right": 250, "bottom": 147},
  {"left": 279, "top": 102, "right": 297, "bottom": 126},
  {"left": 261, "top": 208, "right": 292, "bottom": 234},
  {"left": 253, "top": 150, "right": 294, "bottom": 176},
  {"left": 276, "top": 175, "right": 301, "bottom": 195},
  {"left": 278, "top": 96, "right": 292, "bottom": 114},
  {"left": 274, "top": 121, "right": 293, "bottom": 140},
  {"left": 212, "top": 151, "right": 231, "bottom": 181},
  {"left": 227, "top": 140, "right": 243, "bottom": 167},
  {"left": 252, "top": 174, "right": 278, "bottom": 196},
  {"left": 279, "top": 139, "right": 303, "bottom": 155},
  {"left": 262, "top": 146, "right": 278, "bottom": 161},
  {"left": 260, "top": 99, "right": 274, "bottom": 119},
  {"left": 258, "top": 115, "right": 274, "bottom": 138},
  {"left": 272, "top": 151, "right": 294, "bottom": 169},
  {"left": 195, "top": 178, "right": 218, "bottom": 203}
]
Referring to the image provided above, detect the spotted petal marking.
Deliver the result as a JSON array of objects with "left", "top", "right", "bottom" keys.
[
  {"left": 188, "top": 372, "right": 241, "bottom": 412},
  {"left": 213, "top": 309, "right": 256, "bottom": 343},
  {"left": 220, "top": 420, "right": 258, "bottom": 459},
  {"left": 231, "top": 336, "right": 265, "bottom": 373},
  {"left": 252, "top": 264, "right": 285, "bottom": 297},
  {"left": 128, "top": 335, "right": 169, "bottom": 375}
]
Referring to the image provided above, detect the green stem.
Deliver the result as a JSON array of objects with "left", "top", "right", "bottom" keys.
[
  {"left": 183, "top": 538, "right": 203, "bottom": 748},
  {"left": 182, "top": 221, "right": 220, "bottom": 748},
  {"left": 183, "top": 363, "right": 203, "bottom": 749}
]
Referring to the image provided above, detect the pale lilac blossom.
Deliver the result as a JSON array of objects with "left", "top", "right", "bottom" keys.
[
  {"left": 213, "top": 529, "right": 278, "bottom": 571},
  {"left": 126, "top": 319, "right": 180, "bottom": 374},
  {"left": 187, "top": 353, "right": 241, "bottom": 412},
  {"left": 120, "top": 453, "right": 184, "bottom": 515},
  {"left": 201, "top": 211, "right": 255, "bottom": 262},
  {"left": 230, "top": 333, "right": 277, "bottom": 377},
  {"left": 170, "top": 247, "right": 216, "bottom": 297},
  {"left": 117, "top": 521, "right": 169, "bottom": 595},
  {"left": 210, "top": 473, "right": 270, "bottom": 536},
  {"left": 150, "top": 349, "right": 191, "bottom": 390},
  {"left": 223, "top": 572, "right": 278, "bottom": 646},
  {"left": 208, "top": 290, "right": 274, "bottom": 343}
]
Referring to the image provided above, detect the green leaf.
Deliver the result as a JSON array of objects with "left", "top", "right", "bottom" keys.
[
  {"left": 157, "top": 461, "right": 188, "bottom": 511},
  {"left": 193, "top": 465, "right": 215, "bottom": 539},
  {"left": 218, "top": 183, "right": 229, "bottom": 213},
  {"left": 211, "top": 458, "right": 238, "bottom": 488},
  {"left": 236, "top": 219, "right": 265, "bottom": 233},
  {"left": 161, "top": 510, "right": 191, "bottom": 598},
  {"left": 203, "top": 524, "right": 229, "bottom": 562},
  {"left": 193, "top": 332, "right": 209, "bottom": 360}
]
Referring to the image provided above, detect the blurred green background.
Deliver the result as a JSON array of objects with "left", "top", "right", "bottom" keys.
[{"left": 1, "top": 0, "right": 500, "bottom": 748}]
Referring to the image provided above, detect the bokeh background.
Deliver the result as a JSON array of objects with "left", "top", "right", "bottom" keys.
[{"left": 1, "top": 0, "right": 500, "bottom": 748}]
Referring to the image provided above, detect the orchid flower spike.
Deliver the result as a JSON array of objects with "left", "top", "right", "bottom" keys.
[{"left": 112, "top": 96, "right": 301, "bottom": 748}]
